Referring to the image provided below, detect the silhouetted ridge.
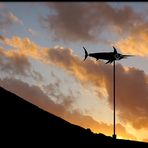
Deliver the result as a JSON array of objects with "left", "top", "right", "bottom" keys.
[{"left": 1, "top": 86, "right": 148, "bottom": 146}]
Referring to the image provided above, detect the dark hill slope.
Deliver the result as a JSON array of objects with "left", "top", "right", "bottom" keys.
[{"left": 1, "top": 86, "right": 148, "bottom": 147}]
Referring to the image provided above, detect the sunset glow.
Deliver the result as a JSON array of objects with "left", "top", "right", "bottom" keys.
[{"left": 0, "top": 2, "right": 148, "bottom": 142}]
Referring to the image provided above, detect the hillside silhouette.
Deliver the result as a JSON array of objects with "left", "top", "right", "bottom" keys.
[{"left": 1, "top": 86, "right": 148, "bottom": 147}]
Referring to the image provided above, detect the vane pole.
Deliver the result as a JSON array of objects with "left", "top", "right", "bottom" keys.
[{"left": 113, "top": 60, "right": 116, "bottom": 139}]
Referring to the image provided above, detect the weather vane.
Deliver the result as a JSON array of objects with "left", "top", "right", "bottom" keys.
[{"left": 83, "top": 46, "right": 133, "bottom": 139}]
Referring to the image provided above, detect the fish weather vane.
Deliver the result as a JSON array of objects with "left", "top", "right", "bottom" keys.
[{"left": 83, "top": 46, "right": 133, "bottom": 139}]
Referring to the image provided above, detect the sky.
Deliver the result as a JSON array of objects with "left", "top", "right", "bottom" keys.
[{"left": 0, "top": 2, "right": 148, "bottom": 142}]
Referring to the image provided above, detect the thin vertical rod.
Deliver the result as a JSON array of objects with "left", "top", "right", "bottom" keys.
[{"left": 113, "top": 60, "right": 116, "bottom": 139}]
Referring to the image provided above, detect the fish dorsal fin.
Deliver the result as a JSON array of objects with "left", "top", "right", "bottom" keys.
[{"left": 113, "top": 46, "right": 117, "bottom": 54}]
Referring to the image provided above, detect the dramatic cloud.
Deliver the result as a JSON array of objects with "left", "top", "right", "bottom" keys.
[
  {"left": 1, "top": 36, "right": 148, "bottom": 131},
  {"left": 0, "top": 77, "right": 136, "bottom": 140},
  {"left": 43, "top": 2, "right": 148, "bottom": 58},
  {"left": 0, "top": 10, "right": 23, "bottom": 29},
  {"left": 42, "top": 2, "right": 143, "bottom": 42},
  {"left": 45, "top": 47, "right": 148, "bottom": 130}
]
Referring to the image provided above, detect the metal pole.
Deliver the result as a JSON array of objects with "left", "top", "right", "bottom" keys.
[{"left": 113, "top": 60, "right": 116, "bottom": 139}]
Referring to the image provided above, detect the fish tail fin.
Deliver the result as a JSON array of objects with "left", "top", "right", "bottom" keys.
[{"left": 83, "top": 46, "right": 88, "bottom": 61}]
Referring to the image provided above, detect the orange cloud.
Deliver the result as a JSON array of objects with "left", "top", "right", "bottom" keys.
[
  {"left": 117, "top": 23, "right": 148, "bottom": 57},
  {"left": 0, "top": 37, "right": 43, "bottom": 80},
  {"left": 143, "top": 139, "right": 148, "bottom": 143},
  {"left": 44, "top": 47, "right": 148, "bottom": 131},
  {"left": 3, "top": 36, "right": 46, "bottom": 61},
  {"left": 0, "top": 47, "right": 31, "bottom": 76},
  {"left": 1, "top": 36, "right": 148, "bottom": 135}
]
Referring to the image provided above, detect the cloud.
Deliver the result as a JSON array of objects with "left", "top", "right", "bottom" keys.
[
  {"left": 65, "top": 111, "right": 136, "bottom": 140},
  {"left": 42, "top": 77, "right": 74, "bottom": 108},
  {"left": 0, "top": 35, "right": 5, "bottom": 41},
  {"left": 108, "top": 65, "right": 148, "bottom": 129},
  {"left": 3, "top": 36, "right": 44, "bottom": 60},
  {"left": 43, "top": 2, "right": 148, "bottom": 57},
  {"left": 44, "top": 47, "right": 148, "bottom": 130},
  {"left": 143, "top": 139, "right": 148, "bottom": 143},
  {"left": 0, "top": 78, "right": 68, "bottom": 116},
  {"left": 0, "top": 77, "right": 136, "bottom": 140},
  {"left": 0, "top": 36, "right": 43, "bottom": 81},
  {"left": 1, "top": 36, "right": 148, "bottom": 131},
  {"left": 5, "top": 11, "right": 23, "bottom": 25},
  {"left": 0, "top": 47, "right": 31, "bottom": 76},
  {"left": 116, "top": 23, "right": 148, "bottom": 57},
  {"left": 42, "top": 2, "right": 143, "bottom": 42},
  {"left": 27, "top": 28, "right": 38, "bottom": 36},
  {"left": 0, "top": 10, "right": 23, "bottom": 29}
]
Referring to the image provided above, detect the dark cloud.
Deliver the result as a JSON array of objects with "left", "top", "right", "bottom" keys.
[
  {"left": 42, "top": 2, "right": 143, "bottom": 42},
  {"left": 107, "top": 65, "right": 148, "bottom": 129},
  {"left": 43, "top": 2, "right": 148, "bottom": 57}
]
